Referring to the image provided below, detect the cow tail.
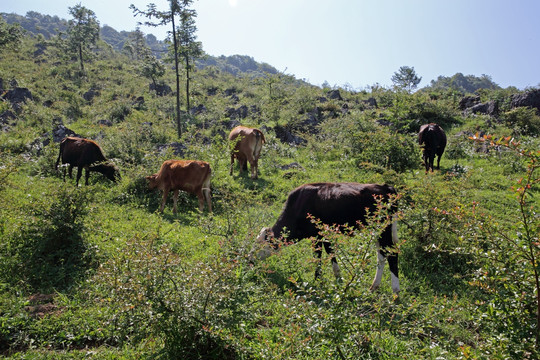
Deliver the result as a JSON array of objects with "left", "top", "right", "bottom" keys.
[
  {"left": 202, "top": 164, "right": 212, "bottom": 193},
  {"left": 253, "top": 130, "right": 265, "bottom": 158},
  {"left": 55, "top": 138, "right": 65, "bottom": 170}
]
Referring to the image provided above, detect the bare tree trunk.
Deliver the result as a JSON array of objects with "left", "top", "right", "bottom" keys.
[
  {"left": 171, "top": 12, "right": 182, "bottom": 138},
  {"left": 185, "top": 53, "right": 190, "bottom": 112}
]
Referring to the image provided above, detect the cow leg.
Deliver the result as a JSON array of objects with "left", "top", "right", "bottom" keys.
[
  {"left": 370, "top": 247, "right": 386, "bottom": 291},
  {"left": 230, "top": 153, "right": 235, "bottom": 175},
  {"left": 323, "top": 241, "right": 341, "bottom": 280},
  {"left": 172, "top": 190, "right": 179, "bottom": 214},
  {"left": 428, "top": 154, "right": 434, "bottom": 172},
  {"left": 313, "top": 241, "right": 324, "bottom": 279},
  {"left": 245, "top": 152, "right": 257, "bottom": 179},
  {"left": 371, "top": 221, "right": 400, "bottom": 293},
  {"left": 203, "top": 188, "right": 212, "bottom": 213},
  {"left": 436, "top": 154, "right": 441, "bottom": 170},
  {"left": 85, "top": 166, "right": 90, "bottom": 185},
  {"left": 387, "top": 254, "right": 400, "bottom": 294},
  {"left": 240, "top": 158, "right": 247, "bottom": 173},
  {"left": 196, "top": 190, "right": 205, "bottom": 212},
  {"left": 159, "top": 189, "right": 169, "bottom": 213},
  {"left": 389, "top": 219, "right": 400, "bottom": 293},
  {"left": 76, "top": 166, "right": 83, "bottom": 186},
  {"left": 249, "top": 159, "right": 258, "bottom": 179},
  {"left": 68, "top": 165, "right": 73, "bottom": 179}
]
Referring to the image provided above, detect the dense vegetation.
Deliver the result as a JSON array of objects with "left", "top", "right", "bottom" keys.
[{"left": 0, "top": 11, "right": 539, "bottom": 359}]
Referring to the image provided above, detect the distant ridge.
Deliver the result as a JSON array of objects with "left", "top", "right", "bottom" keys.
[{"left": 1, "top": 11, "right": 279, "bottom": 78}]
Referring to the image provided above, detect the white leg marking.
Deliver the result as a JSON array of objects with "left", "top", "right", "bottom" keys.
[
  {"left": 332, "top": 261, "right": 341, "bottom": 279},
  {"left": 370, "top": 251, "right": 386, "bottom": 291},
  {"left": 391, "top": 218, "right": 400, "bottom": 293},
  {"left": 391, "top": 272, "right": 400, "bottom": 294}
]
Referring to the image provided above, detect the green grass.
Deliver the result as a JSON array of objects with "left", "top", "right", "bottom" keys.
[{"left": 0, "top": 35, "right": 539, "bottom": 359}]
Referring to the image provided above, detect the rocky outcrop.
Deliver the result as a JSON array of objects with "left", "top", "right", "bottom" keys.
[
  {"left": 511, "top": 89, "right": 540, "bottom": 112},
  {"left": 149, "top": 83, "right": 172, "bottom": 96},
  {"left": 466, "top": 100, "right": 499, "bottom": 116},
  {"left": 2, "top": 87, "right": 33, "bottom": 112},
  {"left": 459, "top": 95, "right": 480, "bottom": 110}
]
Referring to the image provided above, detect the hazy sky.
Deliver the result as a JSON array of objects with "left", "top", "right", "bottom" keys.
[{"left": 3, "top": 0, "right": 540, "bottom": 90}]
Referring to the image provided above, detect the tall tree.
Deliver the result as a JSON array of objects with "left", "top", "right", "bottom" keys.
[
  {"left": 66, "top": 4, "right": 100, "bottom": 73},
  {"left": 123, "top": 27, "right": 151, "bottom": 61},
  {"left": 131, "top": 0, "right": 201, "bottom": 138},
  {"left": 176, "top": 1, "right": 203, "bottom": 113},
  {"left": 391, "top": 65, "right": 422, "bottom": 92}
]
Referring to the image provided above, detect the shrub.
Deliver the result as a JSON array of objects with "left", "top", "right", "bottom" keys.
[
  {"left": 0, "top": 186, "right": 95, "bottom": 292},
  {"left": 501, "top": 107, "right": 540, "bottom": 135},
  {"left": 351, "top": 128, "right": 420, "bottom": 172}
]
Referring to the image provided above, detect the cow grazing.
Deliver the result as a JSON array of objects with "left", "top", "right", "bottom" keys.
[
  {"left": 146, "top": 160, "right": 212, "bottom": 214},
  {"left": 254, "top": 183, "right": 400, "bottom": 293},
  {"left": 418, "top": 123, "right": 447, "bottom": 172},
  {"left": 229, "top": 126, "right": 265, "bottom": 179},
  {"left": 55, "top": 136, "right": 119, "bottom": 186}
]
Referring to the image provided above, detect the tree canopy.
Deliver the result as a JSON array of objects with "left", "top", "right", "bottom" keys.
[
  {"left": 66, "top": 4, "right": 100, "bottom": 72},
  {"left": 391, "top": 65, "right": 422, "bottom": 92}
]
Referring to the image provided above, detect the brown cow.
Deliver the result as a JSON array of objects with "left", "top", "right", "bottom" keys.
[
  {"left": 229, "top": 126, "right": 265, "bottom": 179},
  {"left": 253, "top": 183, "right": 400, "bottom": 293},
  {"left": 418, "top": 123, "right": 447, "bottom": 172},
  {"left": 55, "top": 136, "right": 119, "bottom": 186},
  {"left": 147, "top": 160, "right": 212, "bottom": 214}
]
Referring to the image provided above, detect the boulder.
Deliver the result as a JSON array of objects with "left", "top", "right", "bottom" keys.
[
  {"left": 225, "top": 105, "right": 249, "bottom": 119},
  {"left": 2, "top": 88, "right": 32, "bottom": 111},
  {"left": 156, "top": 142, "right": 186, "bottom": 156},
  {"left": 274, "top": 125, "right": 306, "bottom": 145},
  {"left": 466, "top": 100, "right": 499, "bottom": 116},
  {"left": 327, "top": 89, "right": 343, "bottom": 101},
  {"left": 0, "top": 110, "right": 16, "bottom": 132},
  {"left": 362, "top": 97, "right": 378, "bottom": 108},
  {"left": 459, "top": 95, "right": 480, "bottom": 110},
  {"left": 149, "top": 83, "right": 172, "bottom": 96},
  {"left": 511, "top": 89, "right": 540, "bottom": 112},
  {"left": 97, "top": 119, "right": 113, "bottom": 127},
  {"left": 190, "top": 104, "right": 207, "bottom": 115},
  {"left": 83, "top": 88, "right": 100, "bottom": 102}
]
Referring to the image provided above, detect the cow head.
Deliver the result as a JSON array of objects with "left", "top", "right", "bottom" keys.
[
  {"left": 249, "top": 227, "right": 276, "bottom": 262},
  {"left": 146, "top": 174, "right": 158, "bottom": 189},
  {"left": 90, "top": 163, "right": 120, "bottom": 182}
]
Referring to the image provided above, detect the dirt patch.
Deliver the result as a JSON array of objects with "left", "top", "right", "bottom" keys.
[{"left": 24, "top": 293, "right": 62, "bottom": 318}]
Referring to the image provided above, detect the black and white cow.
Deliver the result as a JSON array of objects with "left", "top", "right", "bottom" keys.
[{"left": 253, "top": 182, "right": 400, "bottom": 293}]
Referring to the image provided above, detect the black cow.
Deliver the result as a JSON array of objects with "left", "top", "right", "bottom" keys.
[
  {"left": 253, "top": 183, "right": 400, "bottom": 293},
  {"left": 55, "top": 137, "right": 119, "bottom": 186},
  {"left": 418, "top": 123, "right": 447, "bottom": 172}
]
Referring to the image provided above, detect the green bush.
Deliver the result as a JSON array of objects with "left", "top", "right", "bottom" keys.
[
  {"left": 501, "top": 107, "right": 540, "bottom": 135},
  {"left": 0, "top": 186, "right": 95, "bottom": 292},
  {"left": 351, "top": 128, "right": 420, "bottom": 172}
]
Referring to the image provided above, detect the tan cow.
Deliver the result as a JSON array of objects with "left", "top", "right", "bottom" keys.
[
  {"left": 229, "top": 126, "right": 265, "bottom": 179},
  {"left": 146, "top": 160, "right": 212, "bottom": 213}
]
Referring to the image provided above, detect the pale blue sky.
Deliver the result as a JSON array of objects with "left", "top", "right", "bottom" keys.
[{"left": 2, "top": 0, "right": 540, "bottom": 90}]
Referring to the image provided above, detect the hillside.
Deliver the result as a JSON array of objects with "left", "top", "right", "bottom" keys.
[
  {"left": 1, "top": 12, "right": 539, "bottom": 360},
  {"left": 1, "top": 11, "right": 279, "bottom": 79}
]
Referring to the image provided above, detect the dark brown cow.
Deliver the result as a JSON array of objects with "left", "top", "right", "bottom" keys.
[
  {"left": 418, "top": 123, "right": 447, "bottom": 172},
  {"left": 229, "top": 126, "right": 265, "bottom": 179},
  {"left": 147, "top": 160, "right": 212, "bottom": 214},
  {"left": 55, "top": 136, "right": 119, "bottom": 186},
  {"left": 253, "top": 183, "right": 400, "bottom": 293}
]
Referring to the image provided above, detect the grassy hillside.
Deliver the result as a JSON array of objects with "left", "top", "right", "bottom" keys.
[{"left": 0, "top": 30, "right": 539, "bottom": 359}]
